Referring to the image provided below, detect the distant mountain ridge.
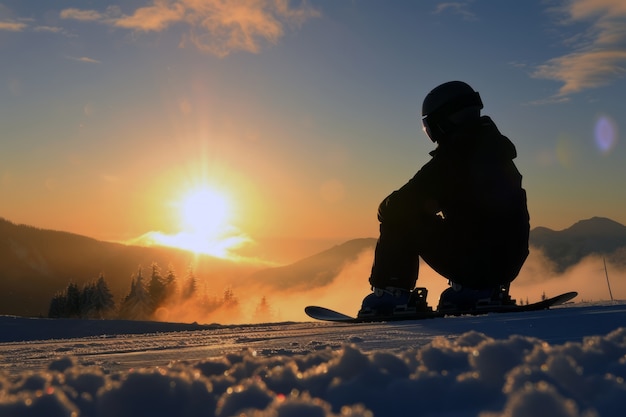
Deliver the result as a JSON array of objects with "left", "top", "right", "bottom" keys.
[
  {"left": 250, "top": 217, "right": 626, "bottom": 291},
  {"left": 248, "top": 238, "right": 377, "bottom": 290},
  {"left": 529, "top": 217, "right": 626, "bottom": 272},
  {"left": 1, "top": 216, "right": 626, "bottom": 317}
]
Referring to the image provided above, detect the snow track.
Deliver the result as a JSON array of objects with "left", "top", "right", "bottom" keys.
[{"left": 2, "top": 303, "right": 624, "bottom": 375}]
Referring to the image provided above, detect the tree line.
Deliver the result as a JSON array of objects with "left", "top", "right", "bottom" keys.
[{"left": 47, "top": 262, "right": 274, "bottom": 322}]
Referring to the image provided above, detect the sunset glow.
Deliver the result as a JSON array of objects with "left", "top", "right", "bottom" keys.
[
  {"left": 144, "top": 187, "right": 250, "bottom": 258},
  {"left": 2, "top": 1, "right": 626, "bottom": 251},
  {"left": 179, "top": 188, "right": 231, "bottom": 236}
]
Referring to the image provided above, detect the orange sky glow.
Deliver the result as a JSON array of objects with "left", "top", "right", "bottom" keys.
[{"left": 2, "top": 0, "right": 626, "bottom": 266}]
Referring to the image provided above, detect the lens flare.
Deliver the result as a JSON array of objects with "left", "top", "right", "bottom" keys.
[{"left": 594, "top": 115, "right": 617, "bottom": 154}]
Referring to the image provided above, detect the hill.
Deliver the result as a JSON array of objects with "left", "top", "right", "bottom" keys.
[
  {"left": 0, "top": 218, "right": 260, "bottom": 316},
  {"left": 251, "top": 217, "right": 626, "bottom": 291},
  {"left": 2, "top": 216, "right": 626, "bottom": 317},
  {"left": 529, "top": 217, "right": 626, "bottom": 272},
  {"left": 248, "top": 238, "right": 376, "bottom": 290}
]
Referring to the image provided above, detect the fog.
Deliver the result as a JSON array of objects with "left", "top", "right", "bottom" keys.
[
  {"left": 514, "top": 249, "right": 624, "bottom": 303},
  {"left": 150, "top": 246, "right": 625, "bottom": 325},
  {"left": 248, "top": 248, "right": 626, "bottom": 324}
]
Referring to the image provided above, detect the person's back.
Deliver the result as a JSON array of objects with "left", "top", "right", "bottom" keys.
[
  {"left": 359, "top": 81, "right": 529, "bottom": 317},
  {"left": 420, "top": 115, "right": 529, "bottom": 288}
]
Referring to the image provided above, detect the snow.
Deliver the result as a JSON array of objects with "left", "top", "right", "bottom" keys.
[{"left": 1, "top": 302, "right": 626, "bottom": 416}]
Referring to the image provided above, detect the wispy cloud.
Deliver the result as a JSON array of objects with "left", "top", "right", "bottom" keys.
[
  {"left": 66, "top": 56, "right": 102, "bottom": 64},
  {"left": 533, "top": 0, "right": 626, "bottom": 97},
  {"left": 1, "top": 18, "right": 70, "bottom": 36},
  {"left": 0, "top": 21, "right": 27, "bottom": 31},
  {"left": 34, "top": 26, "right": 64, "bottom": 33},
  {"left": 432, "top": 2, "right": 478, "bottom": 21},
  {"left": 59, "top": 8, "right": 106, "bottom": 22},
  {"left": 60, "top": 0, "right": 320, "bottom": 57},
  {"left": 113, "top": 1, "right": 184, "bottom": 31}
]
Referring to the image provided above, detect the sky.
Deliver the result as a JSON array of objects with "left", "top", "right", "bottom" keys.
[{"left": 1, "top": 0, "right": 626, "bottom": 260}]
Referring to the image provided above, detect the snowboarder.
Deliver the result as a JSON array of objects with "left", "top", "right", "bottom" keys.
[{"left": 359, "top": 81, "right": 530, "bottom": 317}]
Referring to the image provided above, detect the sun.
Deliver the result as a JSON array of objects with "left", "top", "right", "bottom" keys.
[
  {"left": 144, "top": 186, "right": 251, "bottom": 258},
  {"left": 179, "top": 188, "right": 231, "bottom": 236}
]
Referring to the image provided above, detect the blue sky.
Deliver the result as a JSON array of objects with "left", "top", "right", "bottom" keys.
[{"left": 1, "top": 1, "right": 625, "bottom": 255}]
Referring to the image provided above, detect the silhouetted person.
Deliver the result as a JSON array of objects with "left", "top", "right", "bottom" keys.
[{"left": 359, "top": 81, "right": 529, "bottom": 317}]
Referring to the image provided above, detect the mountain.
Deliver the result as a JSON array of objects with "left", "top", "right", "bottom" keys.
[
  {"left": 250, "top": 217, "right": 626, "bottom": 290},
  {"left": 248, "top": 238, "right": 376, "bottom": 290},
  {"left": 2, "top": 216, "right": 626, "bottom": 317},
  {"left": 0, "top": 218, "right": 259, "bottom": 316},
  {"left": 529, "top": 217, "right": 626, "bottom": 272}
]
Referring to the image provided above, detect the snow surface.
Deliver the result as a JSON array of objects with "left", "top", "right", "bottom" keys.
[{"left": 1, "top": 302, "right": 626, "bottom": 416}]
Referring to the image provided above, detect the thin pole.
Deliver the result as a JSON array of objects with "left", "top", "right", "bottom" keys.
[{"left": 603, "top": 257, "right": 614, "bottom": 302}]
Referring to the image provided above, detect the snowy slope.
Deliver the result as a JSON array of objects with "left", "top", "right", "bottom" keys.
[{"left": 1, "top": 302, "right": 625, "bottom": 416}]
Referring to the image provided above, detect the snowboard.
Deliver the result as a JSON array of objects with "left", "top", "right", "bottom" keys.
[{"left": 305, "top": 291, "right": 578, "bottom": 323}]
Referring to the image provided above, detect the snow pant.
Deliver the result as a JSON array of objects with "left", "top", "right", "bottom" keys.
[{"left": 369, "top": 215, "right": 528, "bottom": 291}]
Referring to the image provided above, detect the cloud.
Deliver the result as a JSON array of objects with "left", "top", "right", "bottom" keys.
[
  {"left": 34, "top": 26, "right": 64, "bottom": 33},
  {"left": 113, "top": 0, "right": 184, "bottom": 31},
  {"left": 66, "top": 56, "right": 102, "bottom": 64},
  {"left": 59, "top": 8, "right": 106, "bottom": 21},
  {"left": 1, "top": 16, "right": 69, "bottom": 36},
  {"left": 533, "top": 0, "right": 626, "bottom": 96},
  {"left": 0, "top": 21, "right": 27, "bottom": 31},
  {"left": 534, "top": 50, "right": 626, "bottom": 96},
  {"left": 432, "top": 2, "right": 478, "bottom": 21},
  {"left": 60, "top": 0, "right": 320, "bottom": 56}
]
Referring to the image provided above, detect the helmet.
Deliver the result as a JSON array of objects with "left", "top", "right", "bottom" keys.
[{"left": 421, "top": 81, "right": 483, "bottom": 142}]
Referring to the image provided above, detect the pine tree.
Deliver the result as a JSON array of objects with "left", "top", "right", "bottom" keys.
[
  {"left": 119, "top": 267, "right": 152, "bottom": 320},
  {"left": 80, "top": 281, "right": 97, "bottom": 318},
  {"left": 148, "top": 262, "right": 166, "bottom": 310},
  {"left": 163, "top": 264, "right": 178, "bottom": 302},
  {"left": 48, "top": 291, "right": 67, "bottom": 318},
  {"left": 254, "top": 296, "right": 272, "bottom": 322},
  {"left": 47, "top": 275, "right": 115, "bottom": 319},
  {"left": 196, "top": 282, "right": 219, "bottom": 313},
  {"left": 181, "top": 265, "right": 197, "bottom": 300},
  {"left": 223, "top": 287, "right": 238, "bottom": 308},
  {"left": 66, "top": 282, "right": 81, "bottom": 318},
  {"left": 90, "top": 274, "right": 115, "bottom": 318}
]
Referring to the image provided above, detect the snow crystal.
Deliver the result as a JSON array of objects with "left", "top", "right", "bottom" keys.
[{"left": 1, "top": 328, "right": 625, "bottom": 417}]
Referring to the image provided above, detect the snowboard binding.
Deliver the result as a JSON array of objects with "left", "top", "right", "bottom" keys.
[{"left": 357, "top": 287, "right": 433, "bottom": 319}]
